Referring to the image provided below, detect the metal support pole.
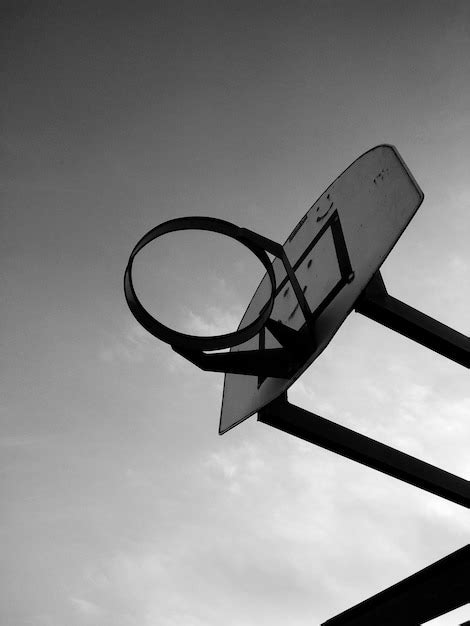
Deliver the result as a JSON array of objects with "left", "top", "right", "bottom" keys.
[
  {"left": 258, "top": 395, "right": 469, "bottom": 508},
  {"left": 356, "top": 272, "right": 470, "bottom": 368},
  {"left": 321, "top": 544, "right": 470, "bottom": 626}
]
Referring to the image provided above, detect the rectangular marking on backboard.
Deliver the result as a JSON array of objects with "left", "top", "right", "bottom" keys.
[{"left": 261, "top": 210, "right": 353, "bottom": 349}]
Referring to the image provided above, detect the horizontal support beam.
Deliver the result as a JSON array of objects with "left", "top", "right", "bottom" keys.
[
  {"left": 356, "top": 272, "right": 470, "bottom": 368},
  {"left": 258, "top": 396, "right": 469, "bottom": 508},
  {"left": 322, "top": 544, "right": 470, "bottom": 625}
]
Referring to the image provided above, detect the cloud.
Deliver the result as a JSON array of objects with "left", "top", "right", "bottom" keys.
[
  {"left": 57, "top": 405, "right": 467, "bottom": 626},
  {"left": 98, "top": 304, "right": 244, "bottom": 374},
  {"left": 70, "top": 596, "right": 105, "bottom": 619},
  {"left": 449, "top": 254, "right": 468, "bottom": 274},
  {"left": 99, "top": 321, "right": 160, "bottom": 364},
  {"left": 204, "top": 442, "right": 267, "bottom": 494},
  {"left": 183, "top": 306, "right": 243, "bottom": 338}
]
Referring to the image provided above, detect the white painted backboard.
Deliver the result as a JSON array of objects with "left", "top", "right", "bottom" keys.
[{"left": 219, "top": 145, "right": 424, "bottom": 434}]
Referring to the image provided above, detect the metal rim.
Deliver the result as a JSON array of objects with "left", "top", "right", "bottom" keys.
[{"left": 124, "top": 216, "right": 277, "bottom": 351}]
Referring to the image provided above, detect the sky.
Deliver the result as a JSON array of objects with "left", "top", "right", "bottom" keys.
[{"left": 1, "top": 1, "right": 469, "bottom": 625}]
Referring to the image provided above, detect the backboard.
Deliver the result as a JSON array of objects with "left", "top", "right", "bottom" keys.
[{"left": 219, "top": 144, "right": 424, "bottom": 434}]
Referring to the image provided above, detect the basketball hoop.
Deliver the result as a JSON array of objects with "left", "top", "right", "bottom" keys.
[{"left": 124, "top": 216, "right": 278, "bottom": 351}]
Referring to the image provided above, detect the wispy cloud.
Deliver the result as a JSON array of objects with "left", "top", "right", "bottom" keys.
[
  {"left": 70, "top": 596, "right": 105, "bottom": 619},
  {"left": 449, "top": 254, "right": 468, "bottom": 274},
  {"left": 99, "top": 321, "right": 159, "bottom": 364},
  {"left": 183, "top": 306, "right": 243, "bottom": 338}
]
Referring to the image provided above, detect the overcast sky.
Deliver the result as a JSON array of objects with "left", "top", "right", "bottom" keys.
[{"left": 2, "top": 2, "right": 469, "bottom": 625}]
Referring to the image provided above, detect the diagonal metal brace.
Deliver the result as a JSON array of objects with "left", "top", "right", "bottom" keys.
[
  {"left": 356, "top": 272, "right": 470, "bottom": 368},
  {"left": 172, "top": 317, "right": 314, "bottom": 377},
  {"left": 172, "top": 345, "right": 303, "bottom": 378},
  {"left": 265, "top": 318, "right": 314, "bottom": 353}
]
